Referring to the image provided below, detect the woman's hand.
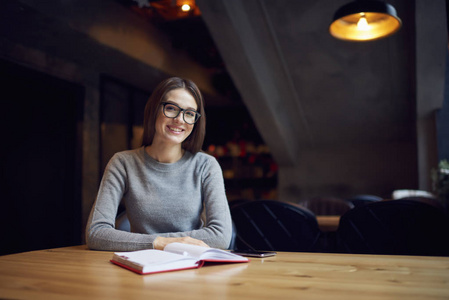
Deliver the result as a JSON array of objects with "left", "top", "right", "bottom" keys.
[{"left": 153, "top": 236, "right": 210, "bottom": 250}]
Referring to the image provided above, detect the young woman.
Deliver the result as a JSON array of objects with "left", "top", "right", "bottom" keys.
[{"left": 86, "top": 77, "right": 232, "bottom": 251}]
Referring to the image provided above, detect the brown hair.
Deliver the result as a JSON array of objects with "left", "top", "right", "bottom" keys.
[{"left": 141, "top": 77, "right": 206, "bottom": 154}]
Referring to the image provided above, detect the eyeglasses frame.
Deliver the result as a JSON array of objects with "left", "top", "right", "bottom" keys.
[{"left": 160, "top": 102, "right": 201, "bottom": 124}]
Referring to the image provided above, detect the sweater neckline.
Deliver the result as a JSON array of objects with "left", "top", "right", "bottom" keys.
[{"left": 141, "top": 146, "right": 191, "bottom": 172}]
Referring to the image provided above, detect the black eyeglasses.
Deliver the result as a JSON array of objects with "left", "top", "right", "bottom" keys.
[{"left": 160, "top": 102, "right": 201, "bottom": 124}]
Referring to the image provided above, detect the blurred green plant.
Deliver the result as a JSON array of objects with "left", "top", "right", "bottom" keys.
[{"left": 432, "top": 160, "right": 449, "bottom": 207}]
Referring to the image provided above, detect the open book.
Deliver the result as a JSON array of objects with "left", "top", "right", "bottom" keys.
[{"left": 111, "top": 242, "right": 249, "bottom": 275}]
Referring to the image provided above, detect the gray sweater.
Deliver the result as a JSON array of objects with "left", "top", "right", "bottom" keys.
[{"left": 86, "top": 147, "right": 232, "bottom": 251}]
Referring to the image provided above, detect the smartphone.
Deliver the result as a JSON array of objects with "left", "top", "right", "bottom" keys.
[{"left": 231, "top": 250, "right": 277, "bottom": 257}]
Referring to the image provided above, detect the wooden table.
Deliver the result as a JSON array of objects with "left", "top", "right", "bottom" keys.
[{"left": 1, "top": 245, "right": 448, "bottom": 299}]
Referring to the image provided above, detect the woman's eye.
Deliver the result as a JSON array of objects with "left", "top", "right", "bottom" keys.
[
  {"left": 166, "top": 105, "right": 177, "bottom": 111},
  {"left": 186, "top": 111, "right": 196, "bottom": 118}
]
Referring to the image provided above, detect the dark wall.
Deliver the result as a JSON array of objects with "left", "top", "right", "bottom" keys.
[
  {"left": 0, "top": 59, "right": 84, "bottom": 255},
  {"left": 437, "top": 50, "right": 449, "bottom": 162}
]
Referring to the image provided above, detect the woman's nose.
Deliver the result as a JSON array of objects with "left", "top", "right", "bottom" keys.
[{"left": 174, "top": 112, "right": 185, "bottom": 123}]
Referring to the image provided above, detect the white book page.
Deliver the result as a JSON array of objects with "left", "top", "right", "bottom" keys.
[
  {"left": 163, "top": 243, "right": 209, "bottom": 259},
  {"left": 163, "top": 243, "right": 248, "bottom": 261},
  {"left": 196, "top": 249, "right": 246, "bottom": 260}
]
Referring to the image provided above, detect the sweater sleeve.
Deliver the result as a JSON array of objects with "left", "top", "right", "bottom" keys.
[
  {"left": 197, "top": 156, "right": 232, "bottom": 249},
  {"left": 85, "top": 153, "right": 156, "bottom": 251}
]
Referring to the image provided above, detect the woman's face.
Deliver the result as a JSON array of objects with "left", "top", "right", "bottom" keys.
[{"left": 153, "top": 88, "right": 198, "bottom": 147}]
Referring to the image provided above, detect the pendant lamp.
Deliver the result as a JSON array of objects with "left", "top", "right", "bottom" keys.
[{"left": 329, "top": 0, "right": 402, "bottom": 41}]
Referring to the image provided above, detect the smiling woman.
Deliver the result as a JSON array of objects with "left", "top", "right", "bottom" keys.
[
  {"left": 86, "top": 77, "right": 232, "bottom": 252},
  {"left": 142, "top": 77, "right": 206, "bottom": 155}
]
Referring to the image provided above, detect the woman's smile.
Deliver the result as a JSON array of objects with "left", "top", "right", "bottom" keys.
[{"left": 167, "top": 125, "right": 185, "bottom": 134}]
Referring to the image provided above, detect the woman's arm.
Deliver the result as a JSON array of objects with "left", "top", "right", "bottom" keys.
[
  {"left": 185, "top": 155, "right": 233, "bottom": 249},
  {"left": 86, "top": 153, "right": 159, "bottom": 251}
]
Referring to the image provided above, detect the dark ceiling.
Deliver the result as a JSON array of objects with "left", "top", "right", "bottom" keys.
[{"left": 118, "top": 0, "right": 241, "bottom": 101}]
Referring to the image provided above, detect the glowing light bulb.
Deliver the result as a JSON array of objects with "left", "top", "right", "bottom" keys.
[
  {"left": 181, "top": 4, "right": 191, "bottom": 11},
  {"left": 357, "top": 15, "right": 370, "bottom": 31}
]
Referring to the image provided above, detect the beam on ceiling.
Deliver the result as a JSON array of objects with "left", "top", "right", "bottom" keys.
[{"left": 197, "top": 0, "right": 312, "bottom": 166}]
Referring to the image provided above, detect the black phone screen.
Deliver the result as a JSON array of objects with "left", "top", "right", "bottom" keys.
[{"left": 231, "top": 250, "right": 277, "bottom": 257}]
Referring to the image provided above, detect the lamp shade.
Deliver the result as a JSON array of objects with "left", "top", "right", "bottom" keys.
[{"left": 329, "top": 0, "right": 402, "bottom": 41}]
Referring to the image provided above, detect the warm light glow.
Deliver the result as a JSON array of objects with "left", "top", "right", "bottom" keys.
[
  {"left": 356, "top": 14, "right": 370, "bottom": 31},
  {"left": 330, "top": 12, "right": 401, "bottom": 41},
  {"left": 181, "top": 4, "right": 191, "bottom": 12}
]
